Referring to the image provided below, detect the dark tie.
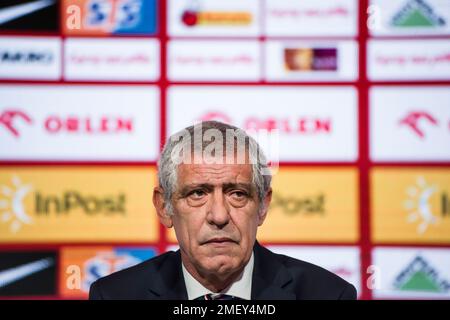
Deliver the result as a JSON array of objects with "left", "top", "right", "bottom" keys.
[{"left": 195, "top": 293, "right": 244, "bottom": 300}]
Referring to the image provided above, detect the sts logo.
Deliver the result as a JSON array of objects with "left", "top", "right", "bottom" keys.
[
  {"left": 83, "top": 248, "right": 155, "bottom": 292},
  {"left": 61, "top": 247, "right": 156, "bottom": 298},
  {"left": 63, "top": 0, "right": 157, "bottom": 35}
]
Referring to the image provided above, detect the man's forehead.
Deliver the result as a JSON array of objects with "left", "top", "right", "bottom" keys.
[{"left": 177, "top": 162, "right": 253, "bottom": 183}]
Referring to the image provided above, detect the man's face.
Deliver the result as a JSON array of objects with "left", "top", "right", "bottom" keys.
[{"left": 156, "top": 160, "right": 270, "bottom": 278}]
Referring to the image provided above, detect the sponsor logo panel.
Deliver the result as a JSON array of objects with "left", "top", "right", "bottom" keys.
[
  {"left": 264, "top": 0, "right": 358, "bottom": 37},
  {"left": 0, "top": 251, "right": 57, "bottom": 297},
  {"left": 0, "top": 167, "right": 159, "bottom": 242},
  {"left": 258, "top": 168, "right": 359, "bottom": 242},
  {"left": 168, "top": 0, "right": 260, "bottom": 37},
  {"left": 62, "top": 0, "right": 157, "bottom": 35},
  {"left": 0, "top": 0, "right": 59, "bottom": 32},
  {"left": 368, "top": 39, "right": 450, "bottom": 81},
  {"left": 370, "top": 86, "right": 450, "bottom": 162},
  {"left": 371, "top": 168, "right": 450, "bottom": 244},
  {"left": 0, "top": 85, "right": 160, "bottom": 161},
  {"left": 168, "top": 40, "right": 261, "bottom": 82},
  {"left": 372, "top": 247, "right": 450, "bottom": 299},
  {"left": 267, "top": 245, "right": 361, "bottom": 296},
  {"left": 265, "top": 40, "right": 358, "bottom": 82},
  {"left": 369, "top": 0, "right": 450, "bottom": 36},
  {"left": 167, "top": 86, "right": 358, "bottom": 162},
  {"left": 0, "top": 37, "right": 61, "bottom": 80},
  {"left": 64, "top": 38, "right": 160, "bottom": 81},
  {"left": 60, "top": 246, "right": 156, "bottom": 298}
]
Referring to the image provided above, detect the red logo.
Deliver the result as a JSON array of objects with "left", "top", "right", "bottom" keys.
[
  {"left": 182, "top": 9, "right": 198, "bottom": 27},
  {"left": 0, "top": 110, "right": 32, "bottom": 138},
  {"left": 198, "top": 112, "right": 232, "bottom": 124},
  {"left": 180, "top": 3, "right": 252, "bottom": 27},
  {"left": 0, "top": 109, "right": 133, "bottom": 137},
  {"left": 44, "top": 116, "right": 133, "bottom": 134},
  {"left": 399, "top": 111, "right": 438, "bottom": 138},
  {"left": 244, "top": 117, "right": 331, "bottom": 134},
  {"left": 198, "top": 112, "right": 332, "bottom": 135},
  {"left": 331, "top": 267, "right": 353, "bottom": 278}
]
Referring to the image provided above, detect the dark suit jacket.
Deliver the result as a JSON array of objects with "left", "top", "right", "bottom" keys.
[{"left": 89, "top": 241, "right": 357, "bottom": 300}]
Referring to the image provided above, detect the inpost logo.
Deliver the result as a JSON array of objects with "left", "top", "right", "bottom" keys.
[
  {"left": 372, "top": 169, "right": 450, "bottom": 243},
  {"left": 0, "top": 167, "right": 158, "bottom": 242},
  {"left": 0, "top": 176, "right": 33, "bottom": 233},
  {"left": 270, "top": 192, "right": 325, "bottom": 216},
  {"left": 34, "top": 191, "right": 125, "bottom": 216},
  {"left": 394, "top": 255, "right": 450, "bottom": 294},
  {"left": 403, "top": 176, "right": 448, "bottom": 234},
  {"left": 0, "top": 175, "right": 126, "bottom": 234},
  {"left": 257, "top": 168, "right": 358, "bottom": 242}
]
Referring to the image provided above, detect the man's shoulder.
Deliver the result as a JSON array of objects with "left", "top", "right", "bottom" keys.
[
  {"left": 257, "top": 245, "right": 357, "bottom": 299},
  {"left": 89, "top": 250, "right": 178, "bottom": 300}
]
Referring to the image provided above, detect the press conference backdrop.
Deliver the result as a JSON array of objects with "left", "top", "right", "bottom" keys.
[{"left": 0, "top": 0, "right": 449, "bottom": 300}]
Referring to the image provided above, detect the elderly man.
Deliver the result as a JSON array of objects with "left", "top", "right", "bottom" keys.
[{"left": 89, "top": 121, "right": 356, "bottom": 300}]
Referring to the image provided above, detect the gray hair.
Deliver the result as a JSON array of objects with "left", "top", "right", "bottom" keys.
[{"left": 157, "top": 121, "right": 272, "bottom": 215}]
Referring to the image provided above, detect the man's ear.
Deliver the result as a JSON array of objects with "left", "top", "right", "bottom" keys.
[
  {"left": 257, "top": 188, "right": 272, "bottom": 226},
  {"left": 153, "top": 187, "right": 173, "bottom": 228}
]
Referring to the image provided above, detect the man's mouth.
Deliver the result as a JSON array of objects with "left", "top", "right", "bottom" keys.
[{"left": 204, "top": 237, "right": 236, "bottom": 245}]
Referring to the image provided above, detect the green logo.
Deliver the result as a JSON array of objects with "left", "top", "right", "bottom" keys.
[
  {"left": 394, "top": 256, "right": 450, "bottom": 293},
  {"left": 391, "top": 0, "right": 445, "bottom": 27}
]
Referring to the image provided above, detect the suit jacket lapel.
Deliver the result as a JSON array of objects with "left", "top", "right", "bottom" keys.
[
  {"left": 146, "top": 250, "right": 188, "bottom": 300},
  {"left": 145, "top": 242, "right": 297, "bottom": 300},
  {"left": 251, "top": 241, "right": 297, "bottom": 300}
]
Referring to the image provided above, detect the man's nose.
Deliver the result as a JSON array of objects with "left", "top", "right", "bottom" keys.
[{"left": 206, "top": 190, "right": 230, "bottom": 228}]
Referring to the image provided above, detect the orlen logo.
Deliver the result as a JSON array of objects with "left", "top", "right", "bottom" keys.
[
  {"left": 0, "top": 109, "right": 134, "bottom": 137},
  {"left": 198, "top": 111, "right": 232, "bottom": 124},
  {"left": 245, "top": 117, "right": 332, "bottom": 134},
  {"left": 181, "top": 2, "right": 252, "bottom": 27},
  {"left": 0, "top": 110, "right": 32, "bottom": 138},
  {"left": 198, "top": 112, "right": 332, "bottom": 135},
  {"left": 44, "top": 115, "right": 133, "bottom": 134},
  {"left": 399, "top": 111, "right": 439, "bottom": 139}
]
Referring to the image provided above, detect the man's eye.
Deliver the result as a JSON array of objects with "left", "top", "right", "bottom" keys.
[
  {"left": 188, "top": 190, "right": 206, "bottom": 199},
  {"left": 230, "top": 191, "right": 248, "bottom": 200}
]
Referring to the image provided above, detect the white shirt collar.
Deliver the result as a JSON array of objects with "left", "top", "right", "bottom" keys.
[{"left": 182, "top": 252, "right": 254, "bottom": 300}]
